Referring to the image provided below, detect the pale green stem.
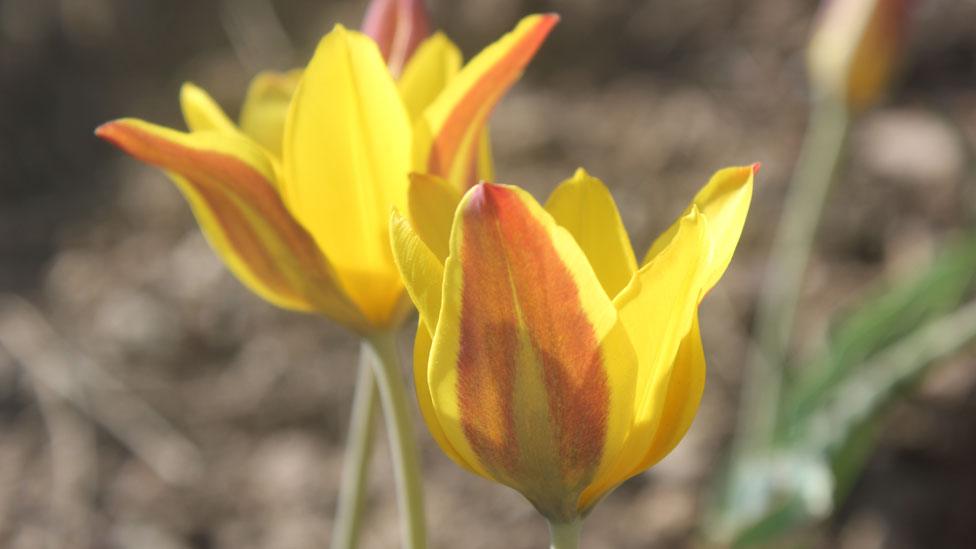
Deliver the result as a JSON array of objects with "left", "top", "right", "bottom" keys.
[
  {"left": 365, "top": 331, "right": 426, "bottom": 549},
  {"left": 548, "top": 520, "right": 582, "bottom": 549},
  {"left": 331, "top": 344, "right": 379, "bottom": 549},
  {"left": 736, "top": 98, "right": 851, "bottom": 455}
]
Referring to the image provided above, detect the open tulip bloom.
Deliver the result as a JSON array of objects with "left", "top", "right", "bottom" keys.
[
  {"left": 392, "top": 165, "right": 755, "bottom": 545},
  {"left": 96, "top": 12, "right": 558, "bottom": 335},
  {"left": 96, "top": 4, "right": 558, "bottom": 548}
]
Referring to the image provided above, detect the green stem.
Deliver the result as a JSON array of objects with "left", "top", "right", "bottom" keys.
[
  {"left": 736, "top": 98, "right": 850, "bottom": 454},
  {"left": 331, "top": 344, "right": 379, "bottom": 549},
  {"left": 365, "top": 331, "right": 426, "bottom": 549},
  {"left": 548, "top": 520, "right": 582, "bottom": 549}
]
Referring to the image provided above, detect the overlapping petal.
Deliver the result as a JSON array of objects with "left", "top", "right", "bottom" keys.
[
  {"left": 577, "top": 208, "right": 710, "bottom": 510},
  {"left": 180, "top": 83, "right": 239, "bottom": 135},
  {"left": 405, "top": 173, "right": 460, "bottom": 262},
  {"left": 239, "top": 70, "right": 301, "bottom": 156},
  {"left": 95, "top": 119, "right": 367, "bottom": 330},
  {"left": 545, "top": 169, "right": 638, "bottom": 299},
  {"left": 283, "top": 24, "right": 412, "bottom": 328},
  {"left": 414, "top": 14, "right": 559, "bottom": 191},
  {"left": 425, "top": 183, "right": 637, "bottom": 522},
  {"left": 644, "top": 164, "right": 757, "bottom": 293},
  {"left": 361, "top": 0, "right": 431, "bottom": 77},
  {"left": 398, "top": 33, "right": 462, "bottom": 121}
]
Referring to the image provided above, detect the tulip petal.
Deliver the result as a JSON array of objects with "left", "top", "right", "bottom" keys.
[
  {"left": 283, "top": 25, "right": 412, "bottom": 327},
  {"left": 361, "top": 0, "right": 430, "bottom": 76},
  {"left": 429, "top": 183, "right": 637, "bottom": 522},
  {"left": 414, "top": 14, "right": 558, "bottom": 191},
  {"left": 545, "top": 168, "right": 638, "bottom": 299},
  {"left": 398, "top": 32, "right": 462, "bottom": 121},
  {"left": 413, "top": 325, "right": 491, "bottom": 478},
  {"left": 395, "top": 211, "right": 490, "bottom": 479},
  {"left": 180, "top": 82, "right": 239, "bottom": 134},
  {"left": 476, "top": 127, "right": 495, "bottom": 183},
  {"left": 406, "top": 173, "right": 461, "bottom": 262},
  {"left": 643, "top": 164, "right": 756, "bottom": 293},
  {"left": 390, "top": 209, "right": 444, "bottom": 332},
  {"left": 96, "top": 119, "right": 366, "bottom": 330},
  {"left": 634, "top": 315, "right": 705, "bottom": 472},
  {"left": 239, "top": 69, "right": 301, "bottom": 156},
  {"left": 579, "top": 208, "right": 709, "bottom": 510}
]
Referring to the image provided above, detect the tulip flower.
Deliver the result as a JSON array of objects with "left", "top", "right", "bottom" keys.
[
  {"left": 96, "top": 12, "right": 557, "bottom": 334},
  {"left": 807, "top": 0, "right": 913, "bottom": 111},
  {"left": 97, "top": 7, "right": 558, "bottom": 549},
  {"left": 391, "top": 165, "right": 755, "bottom": 545}
]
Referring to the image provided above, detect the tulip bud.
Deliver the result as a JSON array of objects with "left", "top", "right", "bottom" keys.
[
  {"left": 807, "top": 0, "right": 913, "bottom": 110},
  {"left": 362, "top": 0, "right": 431, "bottom": 76}
]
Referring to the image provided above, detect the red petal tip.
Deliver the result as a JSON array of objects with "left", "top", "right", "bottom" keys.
[{"left": 751, "top": 162, "right": 762, "bottom": 174}]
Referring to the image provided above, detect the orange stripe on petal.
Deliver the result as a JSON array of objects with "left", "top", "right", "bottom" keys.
[
  {"left": 417, "top": 14, "right": 558, "bottom": 191},
  {"left": 96, "top": 119, "right": 366, "bottom": 331}
]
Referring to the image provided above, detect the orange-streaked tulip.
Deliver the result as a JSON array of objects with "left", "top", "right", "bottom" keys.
[
  {"left": 391, "top": 165, "right": 756, "bottom": 522},
  {"left": 807, "top": 0, "right": 913, "bottom": 110},
  {"left": 97, "top": 14, "right": 558, "bottom": 335},
  {"left": 362, "top": 0, "right": 430, "bottom": 77}
]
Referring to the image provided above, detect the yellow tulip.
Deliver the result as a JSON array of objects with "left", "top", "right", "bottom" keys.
[
  {"left": 96, "top": 14, "right": 558, "bottom": 335},
  {"left": 807, "top": 0, "right": 912, "bottom": 110},
  {"left": 391, "top": 165, "right": 756, "bottom": 526}
]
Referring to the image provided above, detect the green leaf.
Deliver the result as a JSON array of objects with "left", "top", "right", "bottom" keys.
[{"left": 781, "top": 230, "right": 976, "bottom": 432}]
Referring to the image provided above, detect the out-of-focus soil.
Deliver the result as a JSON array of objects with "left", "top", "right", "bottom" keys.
[{"left": 1, "top": 0, "right": 975, "bottom": 547}]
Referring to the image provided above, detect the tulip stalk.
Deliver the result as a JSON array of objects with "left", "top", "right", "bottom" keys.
[
  {"left": 548, "top": 520, "right": 582, "bottom": 549},
  {"left": 331, "top": 346, "right": 379, "bottom": 549},
  {"left": 365, "top": 331, "right": 426, "bottom": 549},
  {"left": 738, "top": 97, "right": 850, "bottom": 453}
]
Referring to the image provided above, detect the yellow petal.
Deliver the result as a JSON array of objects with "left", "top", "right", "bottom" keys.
[
  {"left": 412, "top": 324, "right": 489, "bottom": 479},
  {"left": 476, "top": 126, "right": 495, "bottom": 182},
  {"left": 644, "top": 164, "right": 756, "bottom": 294},
  {"left": 179, "top": 82, "right": 238, "bottom": 134},
  {"left": 428, "top": 182, "right": 637, "bottom": 522},
  {"left": 545, "top": 168, "right": 638, "bottom": 299},
  {"left": 389, "top": 209, "right": 444, "bottom": 332},
  {"left": 239, "top": 69, "right": 301, "bottom": 157},
  {"left": 96, "top": 118, "right": 368, "bottom": 331},
  {"left": 406, "top": 172, "right": 461, "bottom": 262},
  {"left": 398, "top": 32, "right": 462, "bottom": 121},
  {"left": 414, "top": 14, "right": 558, "bottom": 192},
  {"left": 282, "top": 25, "right": 412, "bottom": 328},
  {"left": 579, "top": 208, "right": 709, "bottom": 510},
  {"left": 632, "top": 315, "right": 705, "bottom": 473}
]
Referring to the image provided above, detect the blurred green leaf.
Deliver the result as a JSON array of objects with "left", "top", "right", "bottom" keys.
[
  {"left": 706, "top": 231, "right": 976, "bottom": 546},
  {"left": 783, "top": 230, "right": 976, "bottom": 430}
]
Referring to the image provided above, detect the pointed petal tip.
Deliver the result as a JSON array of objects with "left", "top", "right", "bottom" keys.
[
  {"left": 541, "top": 12, "right": 561, "bottom": 25},
  {"left": 751, "top": 162, "right": 761, "bottom": 174},
  {"left": 93, "top": 121, "right": 113, "bottom": 138},
  {"left": 94, "top": 118, "right": 133, "bottom": 142}
]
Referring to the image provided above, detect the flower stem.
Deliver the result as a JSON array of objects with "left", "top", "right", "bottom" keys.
[
  {"left": 737, "top": 98, "right": 850, "bottom": 453},
  {"left": 548, "top": 520, "right": 582, "bottom": 549},
  {"left": 365, "top": 331, "right": 426, "bottom": 549},
  {"left": 331, "top": 343, "right": 379, "bottom": 549}
]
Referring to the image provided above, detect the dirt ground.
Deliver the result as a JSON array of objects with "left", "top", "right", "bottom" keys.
[{"left": 1, "top": 0, "right": 975, "bottom": 547}]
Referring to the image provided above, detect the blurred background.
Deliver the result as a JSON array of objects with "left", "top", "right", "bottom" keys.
[{"left": 1, "top": 0, "right": 976, "bottom": 547}]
